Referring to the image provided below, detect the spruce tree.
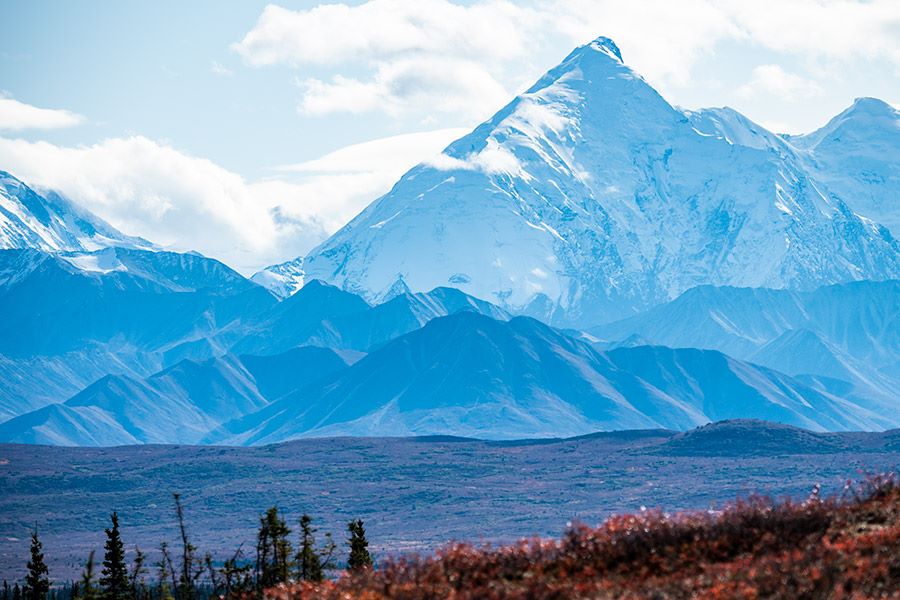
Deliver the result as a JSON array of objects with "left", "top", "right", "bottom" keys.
[
  {"left": 256, "top": 507, "right": 292, "bottom": 588},
  {"left": 3, "top": 580, "right": 10, "bottom": 600},
  {"left": 295, "top": 515, "right": 323, "bottom": 582},
  {"left": 77, "top": 552, "right": 98, "bottom": 600},
  {"left": 156, "top": 544, "right": 175, "bottom": 600},
  {"left": 12, "top": 583, "right": 21, "bottom": 600},
  {"left": 318, "top": 533, "right": 337, "bottom": 572},
  {"left": 128, "top": 547, "right": 147, "bottom": 600},
  {"left": 220, "top": 548, "right": 252, "bottom": 597},
  {"left": 346, "top": 520, "right": 372, "bottom": 571},
  {"left": 99, "top": 513, "right": 129, "bottom": 600},
  {"left": 24, "top": 530, "right": 50, "bottom": 600},
  {"left": 172, "top": 493, "right": 197, "bottom": 600}
]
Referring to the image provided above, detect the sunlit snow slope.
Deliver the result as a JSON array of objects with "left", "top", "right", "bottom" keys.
[{"left": 0, "top": 171, "right": 153, "bottom": 253}]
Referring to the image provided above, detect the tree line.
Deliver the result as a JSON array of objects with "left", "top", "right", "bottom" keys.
[{"left": 3, "top": 493, "right": 372, "bottom": 599}]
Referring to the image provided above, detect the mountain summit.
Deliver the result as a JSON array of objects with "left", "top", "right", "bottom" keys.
[
  {"left": 299, "top": 36, "right": 899, "bottom": 326},
  {"left": 788, "top": 98, "right": 900, "bottom": 237},
  {"left": 584, "top": 35, "right": 623, "bottom": 61}
]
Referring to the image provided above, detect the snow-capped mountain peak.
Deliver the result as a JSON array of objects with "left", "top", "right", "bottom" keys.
[
  {"left": 251, "top": 256, "right": 306, "bottom": 298},
  {"left": 798, "top": 97, "right": 898, "bottom": 150},
  {"left": 786, "top": 98, "right": 900, "bottom": 237},
  {"left": 300, "top": 36, "right": 899, "bottom": 327},
  {"left": 585, "top": 36, "right": 623, "bottom": 62}
]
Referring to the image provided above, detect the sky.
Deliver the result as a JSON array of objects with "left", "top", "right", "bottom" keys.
[{"left": 1, "top": 0, "right": 898, "bottom": 273}]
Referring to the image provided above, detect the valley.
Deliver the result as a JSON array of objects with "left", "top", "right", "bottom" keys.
[{"left": 1, "top": 420, "right": 898, "bottom": 580}]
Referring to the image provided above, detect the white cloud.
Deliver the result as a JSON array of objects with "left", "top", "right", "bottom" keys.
[
  {"left": 233, "top": 1, "right": 534, "bottom": 67},
  {"left": 425, "top": 138, "right": 528, "bottom": 177},
  {"left": 737, "top": 65, "right": 824, "bottom": 102},
  {"left": 277, "top": 127, "right": 466, "bottom": 174},
  {"left": 724, "top": 0, "right": 900, "bottom": 66},
  {"left": 234, "top": 0, "right": 540, "bottom": 119},
  {"left": 0, "top": 136, "right": 324, "bottom": 272},
  {"left": 234, "top": 0, "right": 900, "bottom": 120},
  {"left": 297, "top": 57, "right": 510, "bottom": 119},
  {"left": 0, "top": 128, "right": 466, "bottom": 273},
  {"left": 0, "top": 97, "right": 85, "bottom": 131},
  {"left": 548, "top": 0, "right": 743, "bottom": 87}
]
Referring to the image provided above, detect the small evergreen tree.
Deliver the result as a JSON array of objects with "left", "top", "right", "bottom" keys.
[
  {"left": 3, "top": 580, "right": 10, "bottom": 600},
  {"left": 99, "top": 513, "right": 129, "bottom": 600},
  {"left": 128, "top": 547, "right": 147, "bottom": 600},
  {"left": 319, "top": 532, "right": 337, "bottom": 573},
  {"left": 256, "top": 507, "right": 292, "bottom": 589},
  {"left": 24, "top": 530, "right": 50, "bottom": 600},
  {"left": 12, "top": 583, "right": 21, "bottom": 600},
  {"left": 77, "top": 551, "right": 98, "bottom": 600},
  {"left": 203, "top": 554, "right": 219, "bottom": 597},
  {"left": 219, "top": 547, "right": 252, "bottom": 597},
  {"left": 156, "top": 544, "right": 175, "bottom": 600},
  {"left": 295, "top": 515, "right": 323, "bottom": 582},
  {"left": 346, "top": 520, "right": 372, "bottom": 571},
  {"left": 172, "top": 493, "right": 197, "bottom": 600}
]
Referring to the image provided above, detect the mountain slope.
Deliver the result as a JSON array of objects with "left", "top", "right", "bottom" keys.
[
  {"left": 211, "top": 312, "right": 887, "bottom": 445},
  {"left": 233, "top": 280, "right": 509, "bottom": 355},
  {"left": 299, "top": 37, "right": 899, "bottom": 326},
  {"left": 0, "top": 246, "right": 278, "bottom": 418},
  {"left": 0, "top": 346, "right": 162, "bottom": 422},
  {"left": 590, "top": 280, "right": 900, "bottom": 415},
  {"left": 0, "top": 348, "right": 352, "bottom": 445},
  {"left": 788, "top": 98, "right": 900, "bottom": 237},
  {"left": 591, "top": 280, "right": 900, "bottom": 372},
  {"left": 0, "top": 171, "right": 152, "bottom": 252},
  {"left": 0, "top": 247, "right": 275, "bottom": 357},
  {"left": 251, "top": 256, "right": 306, "bottom": 298}
]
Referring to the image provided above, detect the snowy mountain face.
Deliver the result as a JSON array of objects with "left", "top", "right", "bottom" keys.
[
  {"left": 787, "top": 98, "right": 900, "bottom": 237},
  {"left": 251, "top": 257, "right": 306, "bottom": 298},
  {"left": 300, "top": 37, "right": 899, "bottom": 326},
  {"left": 0, "top": 171, "right": 153, "bottom": 253}
]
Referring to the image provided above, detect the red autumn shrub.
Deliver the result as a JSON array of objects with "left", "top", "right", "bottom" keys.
[{"left": 260, "top": 475, "right": 900, "bottom": 600}]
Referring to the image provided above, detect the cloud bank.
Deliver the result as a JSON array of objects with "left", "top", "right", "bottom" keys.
[
  {"left": 0, "top": 97, "right": 85, "bottom": 131},
  {"left": 0, "top": 128, "right": 465, "bottom": 273},
  {"left": 234, "top": 0, "right": 900, "bottom": 119}
]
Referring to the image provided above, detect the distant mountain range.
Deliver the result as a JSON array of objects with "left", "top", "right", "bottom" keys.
[
  {"left": 0, "top": 35, "right": 897, "bottom": 445},
  {"left": 204, "top": 312, "right": 889, "bottom": 446},
  {"left": 589, "top": 280, "right": 900, "bottom": 414},
  {"left": 0, "top": 347, "right": 351, "bottom": 445}
]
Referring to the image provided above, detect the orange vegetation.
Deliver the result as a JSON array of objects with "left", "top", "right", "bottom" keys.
[{"left": 265, "top": 475, "right": 899, "bottom": 599}]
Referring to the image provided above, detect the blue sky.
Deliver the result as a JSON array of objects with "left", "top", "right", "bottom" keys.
[
  {"left": 1, "top": 0, "right": 898, "bottom": 272},
  {"left": 1, "top": 1, "right": 342, "bottom": 173}
]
